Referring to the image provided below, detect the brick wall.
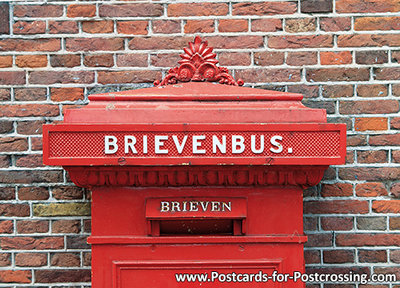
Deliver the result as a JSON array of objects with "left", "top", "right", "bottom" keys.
[{"left": 0, "top": 0, "right": 399, "bottom": 287}]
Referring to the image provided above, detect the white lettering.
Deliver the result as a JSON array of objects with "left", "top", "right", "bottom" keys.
[
  {"left": 222, "top": 202, "right": 232, "bottom": 212},
  {"left": 105, "top": 136, "right": 118, "bottom": 154},
  {"left": 172, "top": 135, "right": 188, "bottom": 154},
  {"left": 200, "top": 201, "right": 209, "bottom": 211},
  {"left": 232, "top": 135, "right": 245, "bottom": 154},
  {"left": 155, "top": 135, "right": 168, "bottom": 154},
  {"left": 171, "top": 201, "right": 180, "bottom": 212},
  {"left": 212, "top": 135, "right": 226, "bottom": 154},
  {"left": 193, "top": 135, "right": 206, "bottom": 154},
  {"left": 251, "top": 135, "right": 264, "bottom": 154},
  {"left": 270, "top": 135, "right": 283, "bottom": 153},
  {"left": 124, "top": 136, "right": 137, "bottom": 154},
  {"left": 160, "top": 201, "right": 169, "bottom": 212},
  {"left": 189, "top": 201, "right": 199, "bottom": 211},
  {"left": 143, "top": 135, "right": 148, "bottom": 154},
  {"left": 211, "top": 201, "right": 220, "bottom": 211}
]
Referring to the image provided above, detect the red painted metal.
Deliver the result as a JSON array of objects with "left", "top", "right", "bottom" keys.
[
  {"left": 154, "top": 36, "right": 243, "bottom": 86},
  {"left": 43, "top": 37, "right": 346, "bottom": 288}
]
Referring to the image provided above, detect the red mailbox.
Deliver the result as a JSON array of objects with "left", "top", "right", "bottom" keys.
[{"left": 43, "top": 37, "right": 346, "bottom": 288}]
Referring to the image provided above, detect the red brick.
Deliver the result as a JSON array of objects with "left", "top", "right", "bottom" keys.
[
  {"left": 152, "top": 20, "right": 181, "bottom": 34},
  {"left": 374, "top": 267, "right": 400, "bottom": 280},
  {"left": 341, "top": 100, "right": 398, "bottom": 114},
  {"left": 286, "top": 52, "right": 318, "bottom": 66},
  {"left": 0, "top": 137, "right": 28, "bottom": 152},
  {"left": 370, "top": 134, "right": 400, "bottom": 146},
  {"left": 0, "top": 3, "right": 9, "bottom": 34},
  {"left": 235, "top": 69, "right": 301, "bottom": 83},
  {"left": 373, "top": 200, "right": 400, "bottom": 213},
  {"left": 0, "top": 121, "right": 12, "bottom": 134},
  {"left": 15, "top": 88, "right": 46, "bottom": 102},
  {"left": 0, "top": 39, "right": 60, "bottom": 52},
  {"left": 269, "top": 35, "right": 333, "bottom": 49},
  {"left": 336, "top": 233, "right": 400, "bottom": 246},
  {"left": 356, "top": 51, "right": 388, "bottom": 65},
  {"left": 391, "top": 250, "right": 400, "bottom": 263},
  {"left": 339, "top": 167, "right": 400, "bottom": 181},
  {"left": 84, "top": 54, "right": 114, "bottom": 67},
  {"left": 17, "top": 220, "right": 48, "bottom": 234},
  {"left": 168, "top": 3, "right": 228, "bottom": 16},
  {"left": 0, "top": 204, "right": 30, "bottom": 217},
  {"left": 15, "top": 253, "right": 47, "bottom": 267},
  {"left": 356, "top": 183, "right": 388, "bottom": 197},
  {"left": 84, "top": 219, "right": 91, "bottom": 233},
  {"left": 286, "top": 18, "right": 316, "bottom": 33},
  {"left": 218, "top": 52, "right": 251, "bottom": 66},
  {"left": 66, "top": 38, "right": 124, "bottom": 52},
  {"left": 31, "top": 137, "right": 42, "bottom": 151},
  {"left": 0, "top": 89, "right": 10, "bottom": 101},
  {"left": 99, "top": 4, "right": 163, "bottom": 17},
  {"left": 336, "top": 0, "right": 400, "bottom": 13},
  {"left": 0, "top": 104, "right": 59, "bottom": 117},
  {"left": 17, "top": 120, "right": 45, "bottom": 135},
  {"left": 0, "top": 56, "right": 12, "bottom": 68},
  {"left": 212, "top": 37, "right": 265, "bottom": 49},
  {"left": 304, "top": 200, "right": 369, "bottom": 214},
  {"left": 355, "top": 118, "right": 387, "bottom": 131},
  {"left": 305, "top": 233, "right": 333, "bottom": 247},
  {"left": 0, "top": 221, "right": 13, "bottom": 234},
  {"left": 322, "top": 85, "right": 353, "bottom": 98},
  {"left": 233, "top": 2, "right": 297, "bottom": 15},
  {"left": 375, "top": 68, "right": 400, "bottom": 80},
  {"left": 301, "top": 0, "right": 333, "bottom": 13},
  {"left": 305, "top": 250, "right": 320, "bottom": 264},
  {"left": 321, "top": 183, "right": 353, "bottom": 197},
  {"left": 320, "top": 51, "right": 352, "bottom": 65},
  {"left": 0, "top": 156, "right": 10, "bottom": 168},
  {"left": 338, "top": 34, "right": 400, "bottom": 47},
  {"left": 29, "top": 71, "right": 94, "bottom": 84},
  {"left": 0, "top": 188, "right": 15, "bottom": 200},
  {"left": 219, "top": 19, "right": 248, "bottom": 32},
  {"left": 393, "top": 51, "right": 400, "bottom": 63},
  {"left": 49, "top": 21, "right": 79, "bottom": 34},
  {"left": 117, "top": 54, "right": 148, "bottom": 67},
  {"left": 393, "top": 150, "right": 400, "bottom": 163},
  {"left": 0, "top": 253, "right": 11, "bottom": 267},
  {"left": 83, "top": 252, "right": 91, "bottom": 266},
  {"left": 0, "top": 270, "right": 31, "bottom": 283},
  {"left": 251, "top": 19, "right": 282, "bottom": 32},
  {"left": 15, "top": 154, "right": 43, "bottom": 168},
  {"left": 117, "top": 21, "right": 148, "bottom": 35},
  {"left": 18, "top": 187, "right": 49, "bottom": 201},
  {"left": 1, "top": 237, "right": 64, "bottom": 250},
  {"left": 359, "top": 250, "right": 387, "bottom": 263},
  {"left": 320, "top": 17, "right": 351, "bottom": 31},
  {"left": 51, "top": 253, "right": 80, "bottom": 267},
  {"left": 50, "top": 54, "right": 80, "bottom": 68},
  {"left": 52, "top": 220, "right": 80, "bottom": 234},
  {"left": 13, "top": 21, "right": 45, "bottom": 35},
  {"left": 14, "top": 5, "right": 63, "bottom": 17},
  {"left": 254, "top": 52, "right": 285, "bottom": 66},
  {"left": 394, "top": 84, "right": 400, "bottom": 96},
  {"left": 355, "top": 17, "right": 400, "bottom": 31},
  {"left": 52, "top": 186, "right": 83, "bottom": 200},
  {"left": 321, "top": 217, "right": 354, "bottom": 231},
  {"left": 35, "top": 269, "right": 91, "bottom": 283},
  {"left": 129, "top": 36, "right": 191, "bottom": 50},
  {"left": 287, "top": 85, "right": 319, "bottom": 98},
  {"left": 50, "top": 88, "right": 84, "bottom": 102},
  {"left": 357, "top": 150, "right": 387, "bottom": 163},
  {"left": 67, "top": 5, "right": 96, "bottom": 18},
  {"left": 184, "top": 20, "right": 214, "bottom": 33},
  {"left": 82, "top": 21, "right": 114, "bottom": 34},
  {"left": 324, "top": 250, "right": 354, "bottom": 263},
  {"left": 150, "top": 54, "right": 181, "bottom": 68},
  {"left": 0, "top": 71, "right": 25, "bottom": 85},
  {"left": 98, "top": 70, "right": 161, "bottom": 84},
  {"left": 308, "top": 68, "right": 369, "bottom": 82},
  {"left": 15, "top": 55, "right": 47, "bottom": 68},
  {"left": 357, "top": 84, "right": 388, "bottom": 97}
]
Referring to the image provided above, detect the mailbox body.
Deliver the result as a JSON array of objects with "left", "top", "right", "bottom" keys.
[{"left": 43, "top": 82, "right": 346, "bottom": 288}]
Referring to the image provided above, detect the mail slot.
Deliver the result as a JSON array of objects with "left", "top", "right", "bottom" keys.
[{"left": 43, "top": 37, "right": 346, "bottom": 288}]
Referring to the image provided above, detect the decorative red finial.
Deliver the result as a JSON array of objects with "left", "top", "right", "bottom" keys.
[{"left": 154, "top": 36, "right": 244, "bottom": 87}]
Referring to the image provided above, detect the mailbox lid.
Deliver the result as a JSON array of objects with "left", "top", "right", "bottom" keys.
[{"left": 64, "top": 82, "right": 326, "bottom": 124}]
